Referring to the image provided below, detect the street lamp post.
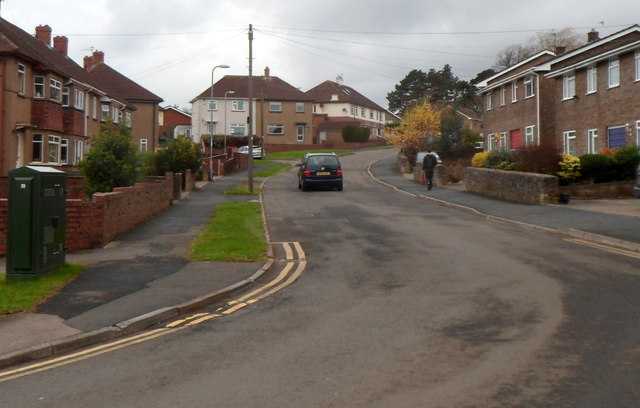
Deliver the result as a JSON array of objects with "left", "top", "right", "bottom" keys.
[
  {"left": 209, "top": 64, "right": 230, "bottom": 180},
  {"left": 224, "top": 90, "right": 235, "bottom": 158}
]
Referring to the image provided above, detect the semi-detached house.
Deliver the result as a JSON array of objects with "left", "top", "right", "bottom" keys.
[
  {"left": 478, "top": 24, "right": 640, "bottom": 156},
  {"left": 0, "top": 19, "right": 162, "bottom": 176}
]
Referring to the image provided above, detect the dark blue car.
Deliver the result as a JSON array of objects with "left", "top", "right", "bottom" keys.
[{"left": 297, "top": 153, "right": 343, "bottom": 191}]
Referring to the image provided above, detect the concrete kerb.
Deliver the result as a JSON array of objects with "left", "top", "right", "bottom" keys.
[{"left": 367, "top": 160, "right": 640, "bottom": 254}]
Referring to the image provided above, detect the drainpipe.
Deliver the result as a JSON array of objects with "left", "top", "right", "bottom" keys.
[
  {"left": 0, "top": 59, "right": 5, "bottom": 174},
  {"left": 535, "top": 72, "right": 541, "bottom": 145}
]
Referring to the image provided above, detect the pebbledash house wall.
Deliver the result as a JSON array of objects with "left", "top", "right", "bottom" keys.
[{"left": 0, "top": 173, "right": 174, "bottom": 256}]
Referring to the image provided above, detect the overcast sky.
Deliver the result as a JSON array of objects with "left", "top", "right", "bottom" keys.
[{"left": 3, "top": 0, "right": 638, "bottom": 110}]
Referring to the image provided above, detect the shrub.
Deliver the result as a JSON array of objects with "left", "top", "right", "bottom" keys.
[
  {"left": 485, "top": 149, "right": 517, "bottom": 170},
  {"left": 557, "top": 153, "right": 581, "bottom": 184},
  {"left": 471, "top": 151, "right": 490, "bottom": 167},
  {"left": 152, "top": 136, "right": 203, "bottom": 176},
  {"left": 342, "top": 125, "right": 370, "bottom": 142},
  {"left": 579, "top": 154, "right": 615, "bottom": 183},
  {"left": 612, "top": 145, "right": 640, "bottom": 180},
  {"left": 515, "top": 144, "right": 562, "bottom": 175},
  {"left": 79, "top": 121, "right": 142, "bottom": 195}
]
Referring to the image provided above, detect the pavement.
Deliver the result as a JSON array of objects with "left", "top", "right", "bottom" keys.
[{"left": 0, "top": 151, "right": 639, "bottom": 369}]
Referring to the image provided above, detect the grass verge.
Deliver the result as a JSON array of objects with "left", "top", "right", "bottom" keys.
[
  {"left": 190, "top": 202, "right": 268, "bottom": 262},
  {"left": 0, "top": 263, "right": 86, "bottom": 314},
  {"left": 264, "top": 149, "right": 352, "bottom": 161}
]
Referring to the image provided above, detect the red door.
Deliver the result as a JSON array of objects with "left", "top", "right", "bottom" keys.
[{"left": 510, "top": 129, "right": 522, "bottom": 149}]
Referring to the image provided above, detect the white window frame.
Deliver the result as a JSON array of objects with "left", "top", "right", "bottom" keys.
[
  {"left": 361, "top": 107, "right": 365, "bottom": 117},
  {"left": 587, "top": 128, "right": 598, "bottom": 154},
  {"left": 499, "top": 132, "right": 508, "bottom": 149},
  {"left": 525, "top": 125, "right": 537, "bottom": 146},
  {"left": 269, "top": 101, "right": 282, "bottom": 112},
  {"left": 50, "top": 79, "right": 62, "bottom": 102},
  {"left": 92, "top": 96, "right": 97, "bottom": 119},
  {"left": 608, "top": 58, "right": 620, "bottom": 88},
  {"left": 34, "top": 76, "right": 45, "bottom": 98},
  {"left": 587, "top": 65, "right": 598, "bottom": 94},
  {"left": 296, "top": 102, "right": 305, "bottom": 113},
  {"left": 563, "top": 73, "right": 576, "bottom": 100},
  {"left": 125, "top": 112, "right": 132, "bottom": 128},
  {"left": 487, "top": 133, "right": 495, "bottom": 151},
  {"left": 18, "top": 64, "right": 25, "bottom": 94},
  {"left": 296, "top": 125, "right": 305, "bottom": 142},
  {"left": 60, "top": 139, "right": 69, "bottom": 165},
  {"left": 207, "top": 121, "right": 217, "bottom": 135},
  {"left": 101, "top": 104, "right": 109, "bottom": 121},
  {"left": 74, "top": 89, "right": 85, "bottom": 110},
  {"left": 524, "top": 76, "right": 534, "bottom": 98},
  {"left": 32, "top": 134, "right": 43, "bottom": 162},
  {"left": 563, "top": 130, "right": 577, "bottom": 155},
  {"left": 486, "top": 92, "right": 494, "bottom": 110},
  {"left": 232, "top": 100, "right": 246, "bottom": 111},
  {"left": 48, "top": 135, "right": 61, "bottom": 164},
  {"left": 62, "top": 87, "right": 70, "bottom": 107},
  {"left": 636, "top": 51, "right": 640, "bottom": 82},
  {"left": 230, "top": 123, "right": 246, "bottom": 136},
  {"left": 511, "top": 81, "right": 518, "bottom": 102},
  {"left": 268, "top": 124, "right": 284, "bottom": 135},
  {"left": 208, "top": 99, "right": 217, "bottom": 111},
  {"left": 499, "top": 87, "right": 506, "bottom": 106},
  {"left": 74, "top": 140, "right": 84, "bottom": 164},
  {"left": 140, "top": 138, "right": 148, "bottom": 152},
  {"left": 636, "top": 121, "right": 640, "bottom": 146}
]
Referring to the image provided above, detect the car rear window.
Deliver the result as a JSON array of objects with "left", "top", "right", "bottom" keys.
[{"left": 307, "top": 156, "right": 339, "bottom": 167}]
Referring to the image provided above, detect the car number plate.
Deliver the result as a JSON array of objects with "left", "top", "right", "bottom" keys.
[{"left": 317, "top": 171, "right": 330, "bottom": 175}]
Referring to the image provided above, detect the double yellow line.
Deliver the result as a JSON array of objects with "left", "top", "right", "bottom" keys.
[{"left": 0, "top": 242, "right": 306, "bottom": 383}]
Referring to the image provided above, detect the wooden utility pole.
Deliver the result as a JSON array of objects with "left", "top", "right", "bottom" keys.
[{"left": 247, "top": 24, "right": 254, "bottom": 193}]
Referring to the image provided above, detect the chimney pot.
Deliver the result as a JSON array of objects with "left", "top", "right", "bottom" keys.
[
  {"left": 53, "top": 36, "right": 69, "bottom": 56},
  {"left": 35, "top": 25, "right": 52, "bottom": 46}
]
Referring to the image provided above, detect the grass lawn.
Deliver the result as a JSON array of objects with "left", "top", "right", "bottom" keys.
[
  {"left": 0, "top": 263, "right": 86, "bottom": 314},
  {"left": 264, "top": 149, "right": 352, "bottom": 161},
  {"left": 190, "top": 202, "right": 268, "bottom": 262}
]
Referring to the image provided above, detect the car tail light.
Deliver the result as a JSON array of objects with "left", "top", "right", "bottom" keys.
[
  {"left": 304, "top": 168, "right": 311, "bottom": 177},
  {"left": 337, "top": 168, "right": 342, "bottom": 176}
]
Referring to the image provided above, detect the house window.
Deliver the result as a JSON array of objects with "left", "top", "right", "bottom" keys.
[
  {"left": 140, "top": 139, "right": 148, "bottom": 152},
  {"left": 269, "top": 101, "right": 282, "bottom": 112},
  {"left": 60, "top": 139, "right": 69, "bottom": 165},
  {"left": 525, "top": 125, "right": 537, "bottom": 146},
  {"left": 48, "top": 135, "right": 61, "bottom": 163},
  {"left": 92, "top": 96, "right": 97, "bottom": 119},
  {"left": 499, "top": 87, "right": 506, "bottom": 106},
  {"left": 499, "top": 132, "right": 508, "bottom": 149},
  {"left": 208, "top": 99, "right": 217, "bottom": 111},
  {"left": 296, "top": 125, "right": 305, "bottom": 142},
  {"left": 563, "top": 130, "right": 576, "bottom": 155},
  {"left": 207, "top": 121, "right": 217, "bottom": 135},
  {"left": 101, "top": 105, "right": 109, "bottom": 121},
  {"left": 232, "top": 100, "right": 245, "bottom": 111},
  {"left": 112, "top": 107, "right": 119, "bottom": 122},
  {"left": 636, "top": 51, "right": 640, "bottom": 81},
  {"left": 34, "top": 76, "right": 45, "bottom": 98},
  {"left": 587, "top": 129, "right": 598, "bottom": 154},
  {"left": 511, "top": 81, "right": 518, "bottom": 102},
  {"left": 361, "top": 108, "right": 366, "bottom": 117},
  {"left": 607, "top": 126, "right": 626, "bottom": 148},
  {"left": 608, "top": 58, "right": 620, "bottom": 88},
  {"left": 524, "top": 76, "right": 534, "bottom": 98},
  {"left": 50, "top": 79, "right": 62, "bottom": 102},
  {"left": 268, "top": 124, "right": 284, "bottom": 135},
  {"left": 563, "top": 73, "right": 576, "bottom": 100},
  {"left": 125, "top": 112, "right": 132, "bottom": 128},
  {"left": 637, "top": 121, "right": 640, "bottom": 146},
  {"left": 32, "top": 134, "right": 43, "bottom": 162},
  {"left": 313, "top": 104, "right": 318, "bottom": 114},
  {"left": 486, "top": 92, "right": 494, "bottom": 110},
  {"left": 296, "top": 102, "right": 305, "bottom": 113},
  {"left": 62, "top": 87, "right": 70, "bottom": 106},
  {"left": 587, "top": 66, "right": 598, "bottom": 94},
  {"left": 350, "top": 106, "right": 355, "bottom": 115},
  {"left": 185, "top": 128, "right": 192, "bottom": 138},
  {"left": 74, "top": 90, "right": 85, "bottom": 110},
  {"left": 230, "top": 123, "right": 246, "bottom": 136},
  {"left": 74, "top": 140, "right": 84, "bottom": 164},
  {"left": 18, "top": 64, "right": 25, "bottom": 94}
]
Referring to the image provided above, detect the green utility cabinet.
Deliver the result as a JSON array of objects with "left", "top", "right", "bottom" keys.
[{"left": 7, "top": 166, "right": 67, "bottom": 280}]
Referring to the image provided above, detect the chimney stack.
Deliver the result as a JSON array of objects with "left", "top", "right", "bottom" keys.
[
  {"left": 92, "top": 50, "right": 105, "bottom": 65},
  {"left": 35, "top": 25, "right": 52, "bottom": 46},
  {"left": 264, "top": 66, "right": 270, "bottom": 78},
  {"left": 588, "top": 29, "right": 600, "bottom": 43},
  {"left": 555, "top": 46, "right": 566, "bottom": 55},
  {"left": 53, "top": 36, "right": 68, "bottom": 56},
  {"left": 83, "top": 55, "right": 94, "bottom": 70}
]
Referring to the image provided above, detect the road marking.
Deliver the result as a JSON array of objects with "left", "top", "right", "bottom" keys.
[
  {"left": 0, "top": 242, "right": 307, "bottom": 383},
  {"left": 566, "top": 238, "right": 640, "bottom": 259}
]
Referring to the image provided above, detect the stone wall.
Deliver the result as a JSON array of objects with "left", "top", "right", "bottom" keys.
[
  {"left": 465, "top": 167, "right": 560, "bottom": 204},
  {"left": 559, "top": 180, "right": 635, "bottom": 199}
]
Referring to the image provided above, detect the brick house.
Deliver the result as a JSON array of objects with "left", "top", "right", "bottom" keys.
[
  {"left": 159, "top": 106, "right": 192, "bottom": 143},
  {"left": 478, "top": 24, "right": 640, "bottom": 156},
  {"left": 0, "top": 19, "right": 163, "bottom": 176},
  {"left": 191, "top": 67, "right": 314, "bottom": 146},
  {"left": 477, "top": 50, "right": 557, "bottom": 151},
  {"left": 306, "top": 77, "right": 388, "bottom": 143},
  {"left": 544, "top": 26, "right": 640, "bottom": 155}
]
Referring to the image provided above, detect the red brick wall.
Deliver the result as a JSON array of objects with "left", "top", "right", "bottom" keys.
[
  {"left": 0, "top": 173, "right": 173, "bottom": 255},
  {"left": 31, "top": 101, "right": 64, "bottom": 131},
  {"left": 63, "top": 109, "right": 85, "bottom": 135}
]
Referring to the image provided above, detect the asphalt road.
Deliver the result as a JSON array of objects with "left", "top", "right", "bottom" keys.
[{"left": 1, "top": 149, "right": 639, "bottom": 407}]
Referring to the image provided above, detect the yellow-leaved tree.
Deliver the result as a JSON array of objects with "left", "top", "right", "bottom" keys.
[{"left": 387, "top": 101, "right": 441, "bottom": 161}]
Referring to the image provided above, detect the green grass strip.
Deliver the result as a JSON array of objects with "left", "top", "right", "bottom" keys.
[
  {"left": 0, "top": 263, "right": 86, "bottom": 314},
  {"left": 264, "top": 149, "right": 352, "bottom": 161},
  {"left": 255, "top": 163, "right": 292, "bottom": 178},
  {"left": 190, "top": 202, "right": 268, "bottom": 262}
]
